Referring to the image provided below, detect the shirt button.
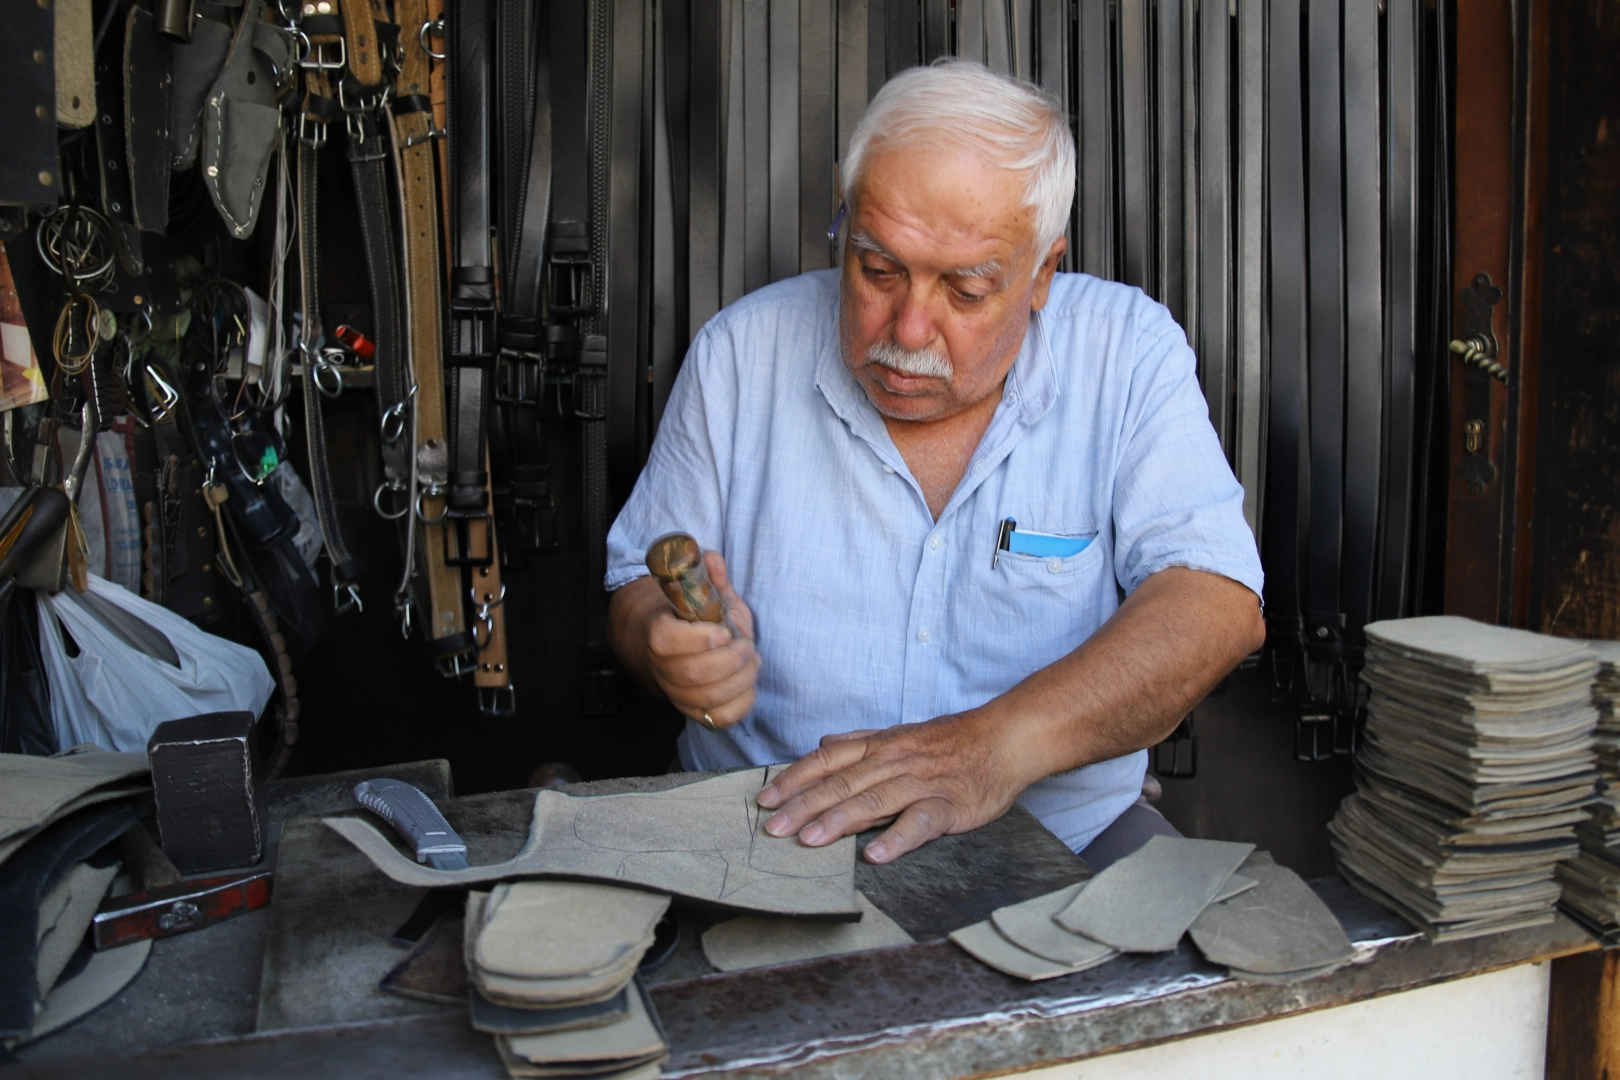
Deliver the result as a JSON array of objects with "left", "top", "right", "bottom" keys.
[
  {"left": 1047, "top": 557, "right": 1062, "bottom": 573},
  {"left": 928, "top": 536, "right": 941, "bottom": 551},
  {"left": 883, "top": 464, "right": 895, "bottom": 474},
  {"left": 917, "top": 628, "right": 931, "bottom": 643}
]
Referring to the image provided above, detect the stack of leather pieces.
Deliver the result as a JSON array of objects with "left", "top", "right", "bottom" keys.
[
  {"left": 0, "top": 749, "right": 153, "bottom": 1049},
  {"left": 1555, "top": 641, "right": 1620, "bottom": 940},
  {"left": 951, "top": 837, "right": 1355, "bottom": 985},
  {"left": 1330, "top": 616, "right": 1600, "bottom": 941},
  {"left": 464, "top": 881, "right": 672, "bottom": 1079}
]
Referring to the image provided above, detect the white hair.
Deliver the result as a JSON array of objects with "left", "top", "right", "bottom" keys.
[{"left": 841, "top": 59, "right": 1076, "bottom": 269}]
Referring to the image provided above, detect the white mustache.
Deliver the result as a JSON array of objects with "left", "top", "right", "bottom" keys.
[{"left": 866, "top": 339, "right": 953, "bottom": 379}]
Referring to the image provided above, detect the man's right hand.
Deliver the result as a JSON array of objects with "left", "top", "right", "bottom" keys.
[{"left": 608, "top": 550, "right": 760, "bottom": 729}]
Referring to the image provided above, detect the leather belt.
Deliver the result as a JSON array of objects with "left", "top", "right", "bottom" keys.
[
  {"left": 1075, "top": 0, "right": 1111, "bottom": 276},
  {"left": 1117, "top": 0, "right": 1150, "bottom": 290},
  {"left": 1233, "top": 0, "right": 1265, "bottom": 536},
  {"left": 1340, "top": 0, "right": 1383, "bottom": 668},
  {"left": 1304, "top": 0, "right": 1346, "bottom": 691},
  {"left": 1197, "top": 0, "right": 1230, "bottom": 456},
  {"left": 1153, "top": 0, "right": 1185, "bottom": 324},
  {"left": 1378, "top": 0, "right": 1421, "bottom": 622},
  {"left": 1263, "top": 0, "right": 1309, "bottom": 705},
  {"left": 392, "top": 0, "right": 474, "bottom": 670},
  {"left": 471, "top": 448, "right": 512, "bottom": 714},
  {"left": 296, "top": 31, "right": 365, "bottom": 614},
  {"left": 124, "top": 2, "right": 172, "bottom": 232}
]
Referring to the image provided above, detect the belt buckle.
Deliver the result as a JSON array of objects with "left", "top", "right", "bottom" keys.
[
  {"left": 299, "top": 36, "right": 346, "bottom": 70},
  {"left": 442, "top": 511, "right": 494, "bottom": 568},
  {"left": 494, "top": 349, "right": 544, "bottom": 405},
  {"left": 478, "top": 685, "right": 516, "bottom": 716}
]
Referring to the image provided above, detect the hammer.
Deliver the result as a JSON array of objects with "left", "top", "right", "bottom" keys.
[{"left": 91, "top": 824, "right": 271, "bottom": 950}]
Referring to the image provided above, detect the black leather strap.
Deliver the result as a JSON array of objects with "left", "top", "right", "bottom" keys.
[
  {"left": 1075, "top": 0, "right": 1111, "bottom": 277},
  {"left": 1378, "top": 0, "right": 1421, "bottom": 622},
  {"left": 125, "top": 3, "right": 173, "bottom": 232},
  {"left": 1117, "top": 0, "right": 1150, "bottom": 290},
  {"left": 0, "top": 0, "right": 60, "bottom": 204},
  {"left": 1263, "top": 0, "right": 1308, "bottom": 695},
  {"left": 445, "top": 0, "right": 496, "bottom": 519},
  {"left": 1197, "top": 0, "right": 1230, "bottom": 457},
  {"left": 1340, "top": 0, "right": 1382, "bottom": 662},
  {"left": 1233, "top": 0, "right": 1265, "bottom": 534},
  {"left": 1304, "top": 0, "right": 1345, "bottom": 685},
  {"left": 1153, "top": 0, "right": 1185, "bottom": 323}
]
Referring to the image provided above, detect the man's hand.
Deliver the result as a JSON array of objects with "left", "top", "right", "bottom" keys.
[
  {"left": 756, "top": 566, "right": 1264, "bottom": 864},
  {"left": 608, "top": 551, "right": 760, "bottom": 728},
  {"left": 756, "top": 714, "right": 1032, "bottom": 864}
]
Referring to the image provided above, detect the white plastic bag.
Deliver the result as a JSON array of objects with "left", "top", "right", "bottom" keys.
[{"left": 36, "top": 574, "right": 276, "bottom": 752}]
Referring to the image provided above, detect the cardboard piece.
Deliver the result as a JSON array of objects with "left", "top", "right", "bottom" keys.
[
  {"left": 327, "top": 767, "right": 858, "bottom": 917},
  {"left": 701, "top": 891, "right": 914, "bottom": 972},
  {"left": 1188, "top": 863, "right": 1356, "bottom": 976},
  {"left": 1054, "top": 836, "right": 1254, "bottom": 952}
]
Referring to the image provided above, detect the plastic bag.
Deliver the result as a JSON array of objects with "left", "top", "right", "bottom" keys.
[{"left": 35, "top": 573, "right": 275, "bottom": 752}]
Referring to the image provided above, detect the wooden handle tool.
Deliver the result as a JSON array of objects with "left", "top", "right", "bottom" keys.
[{"left": 645, "top": 532, "right": 739, "bottom": 638}]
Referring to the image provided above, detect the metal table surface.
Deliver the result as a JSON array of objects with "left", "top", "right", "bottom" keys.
[{"left": 11, "top": 765, "right": 1598, "bottom": 1077}]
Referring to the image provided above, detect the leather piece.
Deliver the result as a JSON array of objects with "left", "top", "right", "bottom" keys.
[
  {"left": 326, "top": 767, "right": 860, "bottom": 916},
  {"left": 55, "top": 0, "right": 96, "bottom": 129},
  {"left": 339, "top": 0, "right": 384, "bottom": 87},
  {"left": 34, "top": 857, "right": 119, "bottom": 996},
  {"left": 1117, "top": 0, "right": 1150, "bottom": 289},
  {"left": 499, "top": 976, "right": 667, "bottom": 1073},
  {"left": 13, "top": 936, "right": 151, "bottom": 1047},
  {"left": 1153, "top": 0, "right": 1185, "bottom": 323},
  {"left": 988, "top": 882, "right": 1114, "bottom": 966},
  {"left": 201, "top": 5, "right": 287, "bottom": 239},
  {"left": 464, "top": 889, "right": 643, "bottom": 1007},
  {"left": 0, "top": 0, "right": 61, "bottom": 204},
  {"left": 168, "top": 13, "right": 235, "bottom": 169},
  {"left": 475, "top": 881, "right": 668, "bottom": 980},
  {"left": 1233, "top": 0, "right": 1265, "bottom": 533},
  {"left": 701, "top": 891, "right": 915, "bottom": 973},
  {"left": 94, "top": 11, "right": 139, "bottom": 228},
  {"left": 1188, "top": 863, "right": 1356, "bottom": 976},
  {"left": 0, "top": 750, "right": 148, "bottom": 856},
  {"left": 1074, "top": 0, "right": 1111, "bottom": 276},
  {"left": 1054, "top": 836, "right": 1254, "bottom": 953},
  {"left": 125, "top": 4, "right": 174, "bottom": 232},
  {"left": 948, "top": 919, "right": 1114, "bottom": 982},
  {"left": 1196, "top": 0, "right": 1231, "bottom": 454},
  {"left": 0, "top": 801, "right": 142, "bottom": 1037},
  {"left": 470, "top": 982, "right": 629, "bottom": 1036}
]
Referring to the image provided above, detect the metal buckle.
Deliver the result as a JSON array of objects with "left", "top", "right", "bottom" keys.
[
  {"left": 1295, "top": 711, "right": 1335, "bottom": 763},
  {"left": 297, "top": 110, "right": 328, "bottom": 149},
  {"left": 333, "top": 581, "right": 363, "bottom": 615},
  {"left": 1152, "top": 714, "right": 1198, "bottom": 778},
  {"left": 478, "top": 685, "right": 516, "bottom": 716},
  {"left": 299, "top": 36, "right": 345, "bottom": 70},
  {"left": 494, "top": 350, "right": 544, "bottom": 405},
  {"left": 442, "top": 513, "right": 494, "bottom": 568},
  {"left": 437, "top": 651, "right": 477, "bottom": 679},
  {"left": 401, "top": 125, "right": 446, "bottom": 149}
]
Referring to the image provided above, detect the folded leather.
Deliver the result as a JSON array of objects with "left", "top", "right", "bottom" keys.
[{"left": 201, "top": 1, "right": 288, "bottom": 238}]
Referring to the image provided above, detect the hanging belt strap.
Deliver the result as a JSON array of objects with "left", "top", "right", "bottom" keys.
[
  {"left": 1262, "top": 0, "right": 1308, "bottom": 715},
  {"left": 296, "top": 28, "right": 364, "bottom": 614},
  {"left": 1303, "top": 0, "right": 1346, "bottom": 696},
  {"left": 444, "top": 0, "right": 495, "bottom": 522},
  {"left": 1339, "top": 0, "right": 1383, "bottom": 710},
  {"left": 393, "top": 0, "right": 474, "bottom": 670},
  {"left": 471, "top": 449, "right": 512, "bottom": 715},
  {"left": 1378, "top": 0, "right": 1421, "bottom": 623},
  {"left": 490, "top": 0, "right": 558, "bottom": 565}
]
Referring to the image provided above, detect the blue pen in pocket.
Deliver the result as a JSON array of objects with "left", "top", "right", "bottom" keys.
[{"left": 993, "top": 518, "right": 1092, "bottom": 568}]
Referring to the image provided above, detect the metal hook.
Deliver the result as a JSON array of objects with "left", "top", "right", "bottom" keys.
[{"left": 144, "top": 364, "right": 181, "bottom": 423}]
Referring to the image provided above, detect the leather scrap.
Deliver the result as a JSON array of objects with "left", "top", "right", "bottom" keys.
[
  {"left": 1055, "top": 836, "right": 1254, "bottom": 952},
  {"left": 1188, "top": 863, "right": 1356, "bottom": 977},
  {"left": 476, "top": 881, "right": 669, "bottom": 981},
  {"left": 948, "top": 920, "right": 1113, "bottom": 982},
  {"left": 326, "top": 767, "right": 859, "bottom": 917},
  {"left": 701, "top": 891, "right": 914, "bottom": 973}
]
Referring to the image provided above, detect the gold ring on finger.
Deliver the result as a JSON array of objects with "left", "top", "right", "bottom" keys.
[{"left": 699, "top": 712, "right": 717, "bottom": 732}]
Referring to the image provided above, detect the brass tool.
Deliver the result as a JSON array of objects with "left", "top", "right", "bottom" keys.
[{"left": 644, "top": 532, "right": 739, "bottom": 638}]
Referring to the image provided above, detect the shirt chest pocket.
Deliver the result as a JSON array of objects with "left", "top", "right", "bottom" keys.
[{"left": 960, "top": 524, "right": 1116, "bottom": 683}]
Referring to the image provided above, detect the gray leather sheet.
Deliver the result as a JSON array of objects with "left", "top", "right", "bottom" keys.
[
  {"left": 1188, "top": 863, "right": 1355, "bottom": 977},
  {"left": 325, "top": 767, "right": 857, "bottom": 917},
  {"left": 1055, "top": 836, "right": 1254, "bottom": 952}
]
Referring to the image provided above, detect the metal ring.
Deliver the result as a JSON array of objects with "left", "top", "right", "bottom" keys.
[
  {"left": 470, "top": 582, "right": 506, "bottom": 613},
  {"left": 471, "top": 608, "right": 494, "bottom": 649},
  {"left": 379, "top": 401, "right": 408, "bottom": 444},
  {"left": 414, "top": 488, "right": 450, "bottom": 524},
  {"left": 372, "top": 480, "right": 411, "bottom": 520},
  {"left": 312, "top": 357, "right": 344, "bottom": 397},
  {"left": 699, "top": 712, "right": 717, "bottom": 732},
  {"left": 418, "top": 17, "right": 445, "bottom": 59}
]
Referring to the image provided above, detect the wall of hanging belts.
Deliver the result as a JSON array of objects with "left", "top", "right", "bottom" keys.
[{"left": 0, "top": 0, "right": 1449, "bottom": 772}]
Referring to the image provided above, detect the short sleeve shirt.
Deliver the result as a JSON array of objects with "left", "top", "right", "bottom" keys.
[{"left": 605, "top": 269, "right": 1263, "bottom": 851}]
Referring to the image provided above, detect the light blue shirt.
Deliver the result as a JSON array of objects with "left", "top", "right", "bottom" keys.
[{"left": 606, "top": 269, "right": 1263, "bottom": 852}]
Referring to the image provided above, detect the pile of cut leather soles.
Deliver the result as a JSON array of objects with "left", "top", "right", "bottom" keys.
[
  {"left": 1331, "top": 616, "right": 1601, "bottom": 942},
  {"left": 951, "top": 837, "right": 1356, "bottom": 985},
  {"left": 1556, "top": 641, "right": 1620, "bottom": 942},
  {"left": 465, "top": 880, "right": 672, "bottom": 1079}
]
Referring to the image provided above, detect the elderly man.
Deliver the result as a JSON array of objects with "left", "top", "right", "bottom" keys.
[{"left": 605, "top": 60, "right": 1265, "bottom": 869}]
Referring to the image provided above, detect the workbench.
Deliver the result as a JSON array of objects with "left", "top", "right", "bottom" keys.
[{"left": 9, "top": 763, "right": 1596, "bottom": 1078}]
